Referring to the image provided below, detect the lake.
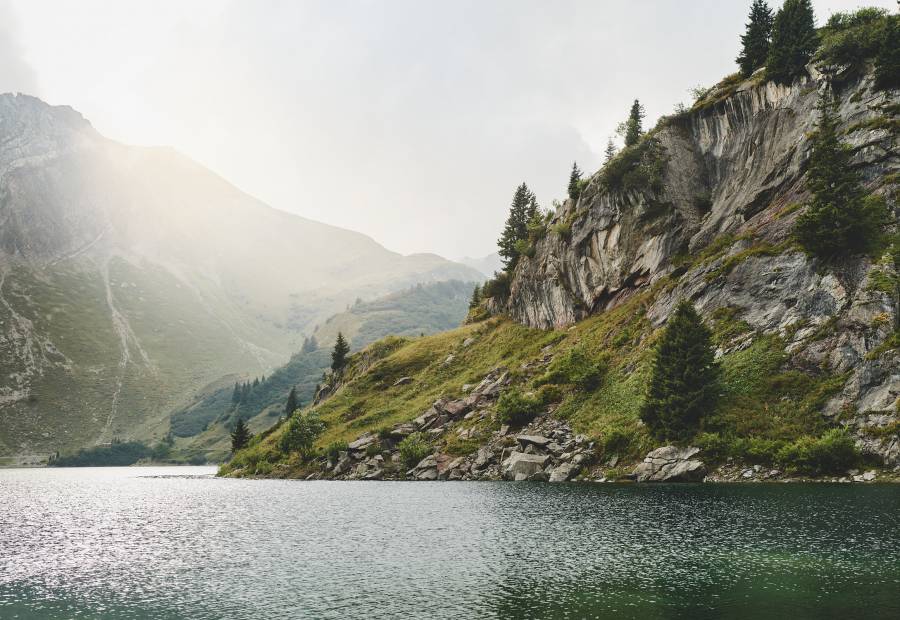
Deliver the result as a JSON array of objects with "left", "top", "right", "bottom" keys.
[{"left": 1, "top": 467, "right": 898, "bottom": 619}]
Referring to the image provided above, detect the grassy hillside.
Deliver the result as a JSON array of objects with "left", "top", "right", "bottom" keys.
[
  {"left": 171, "top": 280, "right": 476, "bottom": 460},
  {"left": 222, "top": 253, "right": 878, "bottom": 478}
]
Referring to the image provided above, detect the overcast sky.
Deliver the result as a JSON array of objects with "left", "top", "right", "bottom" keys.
[{"left": 1, "top": 0, "right": 894, "bottom": 259}]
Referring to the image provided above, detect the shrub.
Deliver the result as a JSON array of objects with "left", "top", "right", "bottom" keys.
[
  {"left": 600, "top": 427, "right": 639, "bottom": 458},
  {"left": 496, "top": 388, "right": 543, "bottom": 425},
  {"left": 398, "top": 432, "right": 431, "bottom": 468},
  {"left": 325, "top": 440, "right": 348, "bottom": 461},
  {"left": 599, "top": 137, "right": 667, "bottom": 195},
  {"left": 776, "top": 429, "right": 859, "bottom": 474},
  {"left": 536, "top": 346, "right": 607, "bottom": 391},
  {"left": 482, "top": 271, "right": 511, "bottom": 301},
  {"left": 279, "top": 411, "right": 326, "bottom": 459},
  {"left": 365, "top": 442, "right": 382, "bottom": 457},
  {"left": 816, "top": 8, "right": 890, "bottom": 69}
]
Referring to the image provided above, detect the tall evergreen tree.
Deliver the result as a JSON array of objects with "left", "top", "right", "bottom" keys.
[
  {"left": 640, "top": 300, "right": 719, "bottom": 440},
  {"left": 231, "top": 382, "right": 241, "bottom": 404},
  {"left": 285, "top": 386, "right": 299, "bottom": 417},
  {"left": 230, "top": 418, "right": 252, "bottom": 453},
  {"left": 497, "top": 182, "right": 537, "bottom": 271},
  {"left": 766, "top": 0, "right": 817, "bottom": 84},
  {"left": 795, "top": 92, "right": 887, "bottom": 259},
  {"left": 874, "top": 14, "right": 900, "bottom": 91},
  {"left": 603, "top": 138, "right": 618, "bottom": 164},
  {"left": 736, "top": 0, "right": 774, "bottom": 77},
  {"left": 469, "top": 284, "right": 481, "bottom": 310},
  {"left": 567, "top": 162, "right": 583, "bottom": 201},
  {"left": 623, "top": 100, "right": 645, "bottom": 147},
  {"left": 331, "top": 332, "right": 350, "bottom": 373},
  {"left": 240, "top": 382, "right": 250, "bottom": 402}
]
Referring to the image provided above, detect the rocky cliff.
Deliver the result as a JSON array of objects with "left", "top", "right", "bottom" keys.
[{"left": 489, "top": 66, "right": 898, "bottom": 463}]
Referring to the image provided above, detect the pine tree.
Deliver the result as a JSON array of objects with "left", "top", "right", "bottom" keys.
[
  {"left": 469, "top": 284, "right": 481, "bottom": 310},
  {"left": 240, "top": 382, "right": 250, "bottom": 402},
  {"left": 252, "top": 377, "right": 259, "bottom": 388},
  {"left": 231, "top": 382, "right": 240, "bottom": 404},
  {"left": 795, "top": 92, "right": 887, "bottom": 259},
  {"left": 874, "top": 14, "right": 900, "bottom": 91},
  {"left": 766, "top": 0, "right": 817, "bottom": 84},
  {"left": 497, "top": 183, "right": 537, "bottom": 271},
  {"left": 603, "top": 138, "right": 617, "bottom": 164},
  {"left": 736, "top": 0, "right": 774, "bottom": 77},
  {"left": 567, "top": 162, "right": 583, "bottom": 201},
  {"left": 285, "top": 386, "right": 298, "bottom": 417},
  {"left": 230, "top": 418, "right": 252, "bottom": 452},
  {"left": 623, "top": 100, "right": 645, "bottom": 147},
  {"left": 331, "top": 332, "right": 350, "bottom": 373},
  {"left": 640, "top": 300, "right": 719, "bottom": 440}
]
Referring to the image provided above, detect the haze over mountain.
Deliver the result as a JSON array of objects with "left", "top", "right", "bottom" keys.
[{"left": 0, "top": 93, "right": 480, "bottom": 459}]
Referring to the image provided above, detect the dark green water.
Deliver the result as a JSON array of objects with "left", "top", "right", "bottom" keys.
[{"left": 1, "top": 467, "right": 898, "bottom": 619}]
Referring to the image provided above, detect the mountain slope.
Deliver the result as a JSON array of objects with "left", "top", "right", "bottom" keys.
[
  {"left": 224, "top": 59, "right": 898, "bottom": 480},
  {"left": 170, "top": 280, "right": 475, "bottom": 460},
  {"left": 0, "top": 93, "right": 480, "bottom": 459}
]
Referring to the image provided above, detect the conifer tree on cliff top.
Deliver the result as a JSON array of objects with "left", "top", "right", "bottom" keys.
[
  {"left": 766, "top": 0, "right": 817, "bottom": 84},
  {"left": 737, "top": 0, "right": 774, "bottom": 77},
  {"left": 498, "top": 182, "right": 538, "bottom": 271}
]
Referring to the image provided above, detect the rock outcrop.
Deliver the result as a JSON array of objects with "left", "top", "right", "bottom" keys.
[{"left": 631, "top": 446, "right": 707, "bottom": 482}]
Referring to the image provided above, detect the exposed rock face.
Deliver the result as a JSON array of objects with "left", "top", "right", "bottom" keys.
[
  {"left": 487, "top": 67, "right": 898, "bottom": 464},
  {"left": 632, "top": 446, "right": 707, "bottom": 483}
]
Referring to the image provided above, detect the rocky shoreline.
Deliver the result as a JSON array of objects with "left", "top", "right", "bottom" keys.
[{"left": 229, "top": 367, "right": 897, "bottom": 484}]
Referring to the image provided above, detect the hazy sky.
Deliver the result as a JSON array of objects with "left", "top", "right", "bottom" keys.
[{"left": 1, "top": 0, "right": 894, "bottom": 258}]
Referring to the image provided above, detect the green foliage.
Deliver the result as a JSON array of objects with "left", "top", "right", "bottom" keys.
[
  {"left": 331, "top": 332, "right": 351, "bottom": 373},
  {"left": 498, "top": 183, "right": 540, "bottom": 271},
  {"left": 49, "top": 441, "right": 152, "bottom": 467},
  {"left": 279, "top": 411, "right": 326, "bottom": 458},
  {"left": 325, "top": 440, "right": 348, "bottom": 461},
  {"left": 737, "top": 0, "right": 774, "bottom": 77},
  {"left": 795, "top": 94, "right": 888, "bottom": 260},
  {"left": 776, "top": 429, "right": 859, "bottom": 474},
  {"left": 496, "top": 388, "right": 544, "bottom": 425},
  {"left": 284, "top": 386, "right": 299, "bottom": 417},
  {"left": 468, "top": 284, "right": 481, "bottom": 310},
  {"left": 640, "top": 300, "right": 719, "bottom": 440},
  {"left": 816, "top": 8, "right": 891, "bottom": 70},
  {"left": 874, "top": 14, "right": 900, "bottom": 91},
  {"left": 568, "top": 161, "right": 583, "bottom": 201},
  {"left": 482, "top": 271, "right": 511, "bottom": 301},
  {"left": 766, "top": 0, "right": 817, "bottom": 84},
  {"left": 230, "top": 418, "right": 252, "bottom": 453},
  {"left": 621, "top": 99, "right": 645, "bottom": 147},
  {"left": 705, "top": 241, "right": 793, "bottom": 281},
  {"left": 599, "top": 136, "right": 667, "bottom": 195},
  {"left": 398, "top": 432, "right": 431, "bottom": 467},
  {"left": 536, "top": 345, "right": 607, "bottom": 390}
]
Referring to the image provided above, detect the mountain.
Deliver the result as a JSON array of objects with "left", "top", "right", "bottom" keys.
[
  {"left": 224, "top": 40, "right": 898, "bottom": 481},
  {"left": 170, "top": 280, "right": 475, "bottom": 460},
  {"left": 456, "top": 253, "right": 502, "bottom": 278},
  {"left": 0, "top": 93, "right": 481, "bottom": 460}
]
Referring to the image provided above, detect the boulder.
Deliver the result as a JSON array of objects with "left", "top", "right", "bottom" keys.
[
  {"left": 333, "top": 455, "right": 352, "bottom": 476},
  {"left": 516, "top": 434, "right": 552, "bottom": 449},
  {"left": 632, "top": 446, "right": 706, "bottom": 482},
  {"left": 393, "top": 376, "right": 413, "bottom": 386},
  {"left": 502, "top": 452, "right": 550, "bottom": 480},
  {"left": 473, "top": 447, "right": 494, "bottom": 469},
  {"left": 389, "top": 423, "right": 417, "bottom": 439},
  {"left": 549, "top": 462, "right": 579, "bottom": 482},
  {"left": 348, "top": 433, "right": 376, "bottom": 451}
]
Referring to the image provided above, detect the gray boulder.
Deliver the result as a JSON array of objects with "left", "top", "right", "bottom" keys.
[
  {"left": 632, "top": 446, "right": 706, "bottom": 482},
  {"left": 549, "top": 462, "right": 579, "bottom": 482},
  {"left": 502, "top": 452, "right": 550, "bottom": 481}
]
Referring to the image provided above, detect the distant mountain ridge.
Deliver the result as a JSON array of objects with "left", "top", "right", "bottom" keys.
[{"left": 0, "top": 93, "right": 481, "bottom": 458}]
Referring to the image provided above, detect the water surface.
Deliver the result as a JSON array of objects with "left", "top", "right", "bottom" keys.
[{"left": 1, "top": 467, "right": 898, "bottom": 619}]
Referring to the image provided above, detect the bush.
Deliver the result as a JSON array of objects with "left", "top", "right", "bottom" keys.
[
  {"left": 279, "top": 411, "right": 326, "bottom": 459},
  {"left": 599, "top": 137, "right": 667, "bottom": 195},
  {"left": 496, "top": 388, "right": 543, "bottom": 425},
  {"left": 536, "top": 346, "right": 607, "bottom": 391},
  {"left": 325, "top": 440, "right": 348, "bottom": 461},
  {"left": 816, "top": 8, "right": 890, "bottom": 69},
  {"left": 482, "top": 271, "right": 511, "bottom": 301},
  {"left": 776, "top": 429, "right": 859, "bottom": 474},
  {"left": 600, "top": 427, "right": 639, "bottom": 458},
  {"left": 398, "top": 432, "right": 431, "bottom": 468}
]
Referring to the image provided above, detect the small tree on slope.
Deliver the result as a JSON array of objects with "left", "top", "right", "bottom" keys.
[
  {"left": 794, "top": 92, "right": 887, "bottom": 260},
  {"left": 766, "top": 0, "right": 817, "bottom": 84},
  {"left": 285, "top": 386, "right": 299, "bottom": 418},
  {"left": 231, "top": 418, "right": 252, "bottom": 453},
  {"left": 640, "top": 300, "right": 719, "bottom": 441},
  {"left": 568, "top": 162, "right": 583, "bottom": 201},
  {"left": 622, "top": 100, "right": 645, "bottom": 147},
  {"left": 737, "top": 0, "right": 774, "bottom": 77},
  {"left": 497, "top": 182, "right": 538, "bottom": 271},
  {"left": 331, "top": 332, "right": 351, "bottom": 374}
]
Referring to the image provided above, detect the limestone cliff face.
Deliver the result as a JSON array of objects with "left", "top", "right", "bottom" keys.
[{"left": 488, "top": 67, "right": 899, "bottom": 462}]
